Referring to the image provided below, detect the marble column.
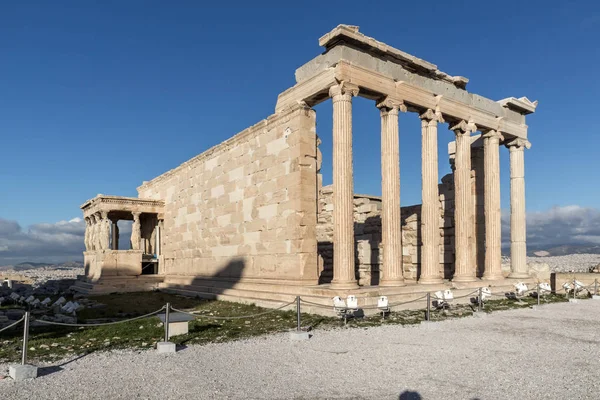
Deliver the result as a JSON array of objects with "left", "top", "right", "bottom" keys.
[
  {"left": 450, "top": 120, "right": 477, "bottom": 282},
  {"left": 110, "top": 218, "right": 120, "bottom": 250},
  {"left": 482, "top": 130, "right": 504, "bottom": 280},
  {"left": 377, "top": 99, "right": 406, "bottom": 286},
  {"left": 330, "top": 82, "right": 359, "bottom": 289},
  {"left": 419, "top": 109, "right": 444, "bottom": 284},
  {"left": 506, "top": 138, "right": 531, "bottom": 278},
  {"left": 131, "top": 212, "right": 141, "bottom": 251}
]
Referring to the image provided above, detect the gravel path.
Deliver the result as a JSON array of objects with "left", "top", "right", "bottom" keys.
[{"left": 2, "top": 301, "right": 600, "bottom": 399}]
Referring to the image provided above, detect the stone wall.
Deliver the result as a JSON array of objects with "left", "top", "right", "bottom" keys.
[
  {"left": 317, "top": 175, "right": 455, "bottom": 285},
  {"left": 136, "top": 104, "right": 319, "bottom": 284}
]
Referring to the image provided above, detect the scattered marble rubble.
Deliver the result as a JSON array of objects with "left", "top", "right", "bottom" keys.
[{"left": 0, "top": 294, "right": 106, "bottom": 329}]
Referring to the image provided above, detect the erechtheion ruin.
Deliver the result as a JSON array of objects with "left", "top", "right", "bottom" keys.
[{"left": 75, "top": 25, "right": 538, "bottom": 310}]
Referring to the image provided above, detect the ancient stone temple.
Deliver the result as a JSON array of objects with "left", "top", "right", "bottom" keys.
[{"left": 75, "top": 25, "right": 538, "bottom": 310}]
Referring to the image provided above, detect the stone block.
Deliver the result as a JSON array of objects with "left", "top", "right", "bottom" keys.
[
  {"left": 157, "top": 341, "right": 176, "bottom": 353},
  {"left": 593, "top": 295, "right": 600, "bottom": 300},
  {"left": 9, "top": 364, "right": 38, "bottom": 381},
  {"left": 289, "top": 330, "right": 311, "bottom": 341}
]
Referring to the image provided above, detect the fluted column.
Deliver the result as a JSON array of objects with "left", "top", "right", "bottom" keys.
[
  {"left": 330, "top": 82, "right": 360, "bottom": 289},
  {"left": 377, "top": 99, "right": 405, "bottom": 286},
  {"left": 419, "top": 109, "right": 444, "bottom": 284},
  {"left": 131, "top": 212, "right": 141, "bottom": 251},
  {"left": 450, "top": 120, "right": 477, "bottom": 282},
  {"left": 482, "top": 130, "right": 504, "bottom": 280},
  {"left": 506, "top": 138, "right": 531, "bottom": 278}
]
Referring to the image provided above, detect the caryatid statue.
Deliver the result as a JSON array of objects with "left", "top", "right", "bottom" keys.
[
  {"left": 131, "top": 212, "right": 141, "bottom": 250},
  {"left": 89, "top": 214, "right": 97, "bottom": 251},
  {"left": 99, "top": 211, "right": 110, "bottom": 250},
  {"left": 84, "top": 217, "right": 91, "bottom": 251},
  {"left": 93, "top": 212, "right": 103, "bottom": 250}
]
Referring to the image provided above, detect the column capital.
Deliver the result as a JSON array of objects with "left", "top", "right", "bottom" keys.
[
  {"left": 449, "top": 120, "right": 477, "bottom": 136},
  {"left": 482, "top": 129, "right": 504, "bottom": 141},
  {"left": 505, "top": 138, "right": 531, "bottom": 150},
  {"left": 329, "top": 81, "right": 359, "bottom": 99},
  {"left": 376, "top": 98, "right": 407, "bottom": 114},
  {"left": 419, "top": 108, "right": 444, "bottom": 123},
  {"left": 101, "top": 211, "right": 108, "bottom": 219}
]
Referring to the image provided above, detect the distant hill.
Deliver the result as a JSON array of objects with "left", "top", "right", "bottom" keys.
[
  {"left": 15, "top": 262, "right": 53, "bottom": 268},
  {"left": 528, "top": 244, "right": 600, "bottom": 257},
  {"left": 0, "top": 261, "right": 83, "bottom": 272}
]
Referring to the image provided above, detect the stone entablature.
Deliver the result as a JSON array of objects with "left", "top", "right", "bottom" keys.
[
  {"left": 316, "top": 25, "right": 468, "bottom": 88},
  {"left": 80, "top": 195, "right": 164, "bottom": 218},
  {"left": 279, "top": 25, "right": 536, "bottom": 139}
]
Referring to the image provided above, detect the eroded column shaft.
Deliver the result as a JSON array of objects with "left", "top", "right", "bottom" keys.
[
  {"left": 330, "top": 83, "right": 359, "bottom": 289},
  {"left": 508, "top": 139, "right": 530, "bottom": 278},
  {"left": 419, "top": 110, "right": 442, "bottom": 283},
  {"left": 379, "top": 104, "right": 404, "bottom": 286},
  {"left": 452, "top": 121, "right": 476, "bottom": 282},
  {"left": 483, "top": 131, "right": 503, "bottom": 280}
]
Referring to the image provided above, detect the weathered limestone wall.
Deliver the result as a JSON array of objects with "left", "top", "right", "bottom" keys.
[
  {"left": 136, "top": 104, "right": 319, "bottom": 284},
  {"left": 83, "top": 250, "right": 143, "bottom": 282},
  {"left": 317, "top": 177, "right": 455, "bottom": 285}
]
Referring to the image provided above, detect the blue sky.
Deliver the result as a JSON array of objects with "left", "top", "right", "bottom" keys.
[{"left": 1, "top": 1, "right": 599, "bottom": 263}]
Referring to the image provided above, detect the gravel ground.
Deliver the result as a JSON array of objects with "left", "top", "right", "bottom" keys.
[{"left": 2, "top": 301, "right": 600, "bottom": 399}]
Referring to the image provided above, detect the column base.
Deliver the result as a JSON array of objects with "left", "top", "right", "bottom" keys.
[
  {"left": 452, "top": 275, "right": 477, "bottom": 283},
  {"left": 482, "top": 274, "right": 505, "bottom": 281},
  {"left": 508, "top": 272, "right": 530, "bottom": 279},
  {"left": 330, "top": 280, "right": 359, "bottom": 290},
  {"left": 379, "top": 279, "right": 406, "bottom": 287},
  {"left": 418, "top": 276, "right": 443, "bottom": 285}
]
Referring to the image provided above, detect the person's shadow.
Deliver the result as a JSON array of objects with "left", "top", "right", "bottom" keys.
[{"left": 399, "top": 391, "right": 421, "bottom": 400}]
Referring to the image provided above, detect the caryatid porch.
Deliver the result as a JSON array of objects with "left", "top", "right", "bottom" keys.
[
  {"left": 80, "top": 195, "right": 164, "bottom": 281},
  {"left": 280, "top": 25, "right": 538, "bottom": 287}
]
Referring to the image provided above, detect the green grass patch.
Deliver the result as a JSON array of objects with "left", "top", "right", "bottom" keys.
[{"left": 0, "top": 292, "right": 574, "bottom": 363}]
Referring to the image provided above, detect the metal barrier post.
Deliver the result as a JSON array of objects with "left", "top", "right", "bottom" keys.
[
  {"left": 477, "top": 288, "right": 483, "bottom": 312},
  {"left": 537, "top": 283, "right": 540, "bottom": 306},
  {"left": 164, "top": 302, "right": 170, "bottom": 342},
  {"left": 21, "top": 311, "right": 30, "bottom": 365},
  {"left": 296, "top": 296, "right": 301, "bottom": 331},
  {"left": 573, "top": 279, "right": 577, "bottom": 300},
  {"left": 595, "top": 279, "right": 598, "bottom": 296},
  {"left": 426, "top": 292, "right": 431, "bottom": 321}
]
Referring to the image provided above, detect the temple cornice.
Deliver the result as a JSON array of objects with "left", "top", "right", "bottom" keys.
[{"left": 80, "top": 195, "right": 164, "bottom": 218}]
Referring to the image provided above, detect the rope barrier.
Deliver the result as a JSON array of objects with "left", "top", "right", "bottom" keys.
[
  {"left": 362, "top": 294, "right": 430, "bottom": 310},
  {"left": 299, "top": 299, "right": 334, "bottom": 309},
  {"left": 446, "top": 290, "right": 480, "bottom": 300},
  {"left": 35, "top": 306, "right": 166, "bottom": 327},
  {"left": 0, "top": 316, "right": 24, "bottom": 334},
  {"left": 170, "top": 300, "right": 296, "bottom": 320}
]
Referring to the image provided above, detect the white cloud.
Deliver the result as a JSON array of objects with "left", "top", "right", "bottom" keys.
[
  {"left": 502, "top": 205, "right": 600, "bottom": 249},
  {"left": 0, "top": 217, "right": 131, "bottom": 265}
]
